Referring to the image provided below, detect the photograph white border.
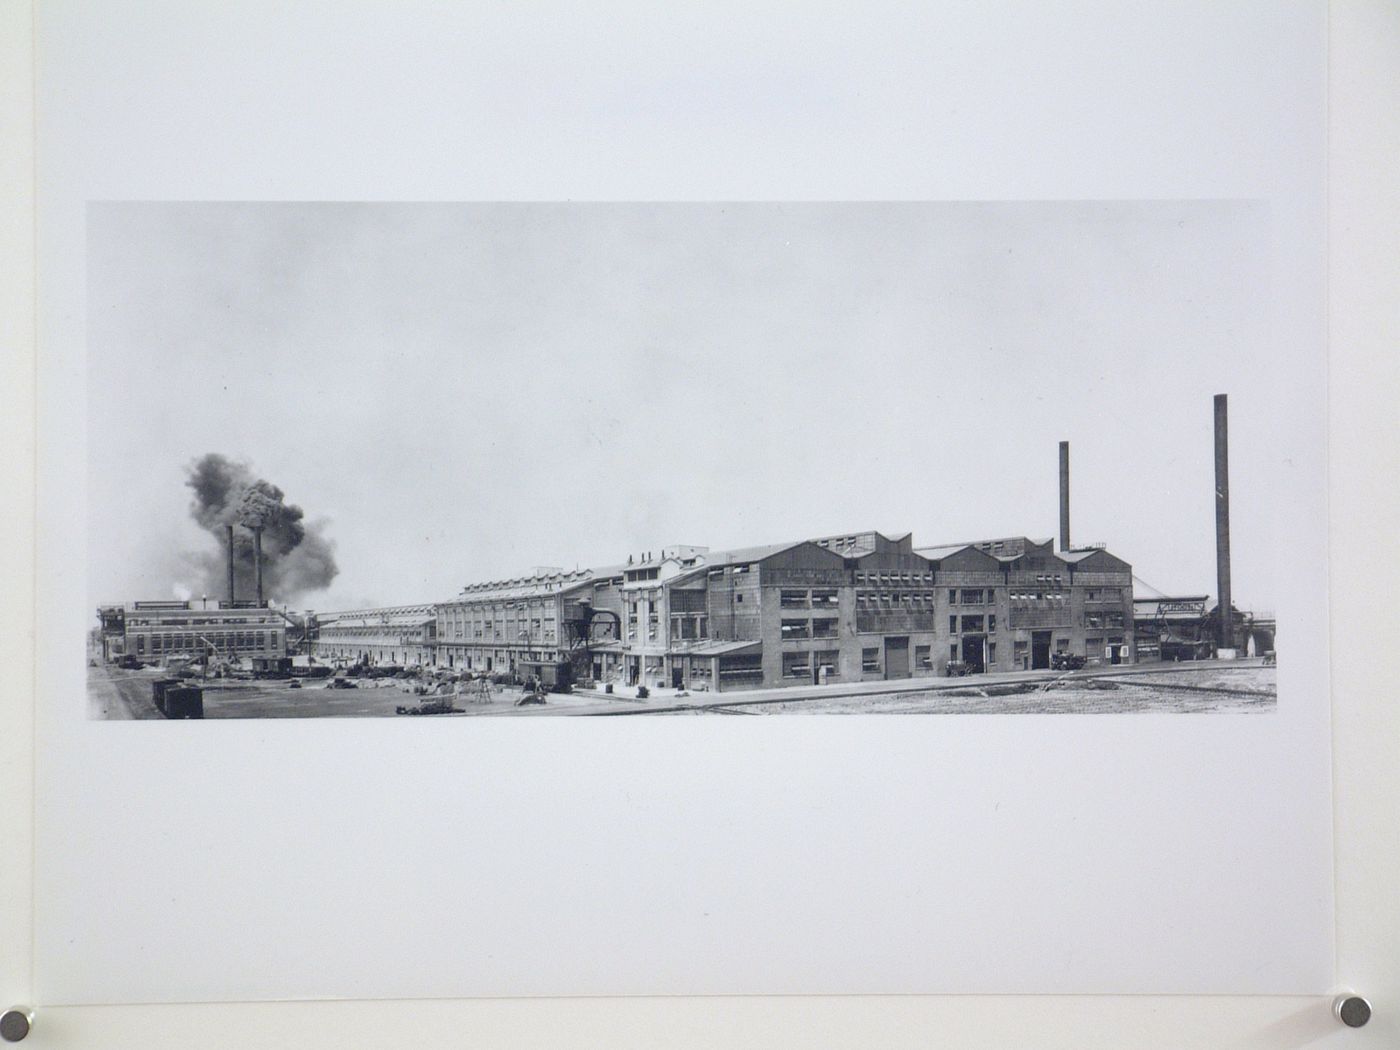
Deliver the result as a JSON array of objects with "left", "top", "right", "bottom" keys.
[{"left": 3, "top": 1, "right": 1396, "bottom": 1044}]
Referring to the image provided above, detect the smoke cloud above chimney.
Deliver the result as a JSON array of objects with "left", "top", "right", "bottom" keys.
[{"left": 185, "top": 454, "right": 338, "bottom": 603}]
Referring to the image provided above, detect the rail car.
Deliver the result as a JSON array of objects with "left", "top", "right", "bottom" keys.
[{"left": 151, "top": 678, "right": 204, "bottom": 719}]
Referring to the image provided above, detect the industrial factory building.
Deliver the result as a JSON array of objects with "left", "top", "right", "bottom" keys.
[
  {"left": 433, "top": 566, "right": 626, "bottom": 680},
  {"left": 311, "top": 604, "right": 438, "bottom": 667},
  {"left": 96, "top": 599, "right": 288, "bottom": 664},
  {"left": 96, "top": 520, "right": 296, "bottom": 666},
  {"left": 309, "top": 529, "right": 1137, "bottom": 692}
]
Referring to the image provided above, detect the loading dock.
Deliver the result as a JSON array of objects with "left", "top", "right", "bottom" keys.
[
  {"left": 1031, "top": 630, "right": 1052, "bottom": 670},
  {"left": 884, "top": 636, "right": 910, "bottom": 678}
]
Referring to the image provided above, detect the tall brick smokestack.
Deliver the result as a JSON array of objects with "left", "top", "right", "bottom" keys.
[
  {"left": 252, "top": 526, "right": 265, "bottom": 606},
  {"left": 1058, "top": 441, "right": 1071, "bottom": 552},
  {"left": 1214, "top": 394, "right": 1233, "bottom": 651},
  {"left": 185, "top": 454, "right": 339, "bottom": 604},
  {"left": 226, "top": 524, "right": 236, "bottom": 605}
]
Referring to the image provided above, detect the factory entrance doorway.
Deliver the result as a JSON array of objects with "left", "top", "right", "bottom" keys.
[
  {"left": 960, "top": 635, "right": 986, "bottom": 674},
  {"left": 1031, "top": 631, "right": 1052, "bottom": 670},
  {"left": 884, "top": 636, "right": 910, "bottom": 679}
]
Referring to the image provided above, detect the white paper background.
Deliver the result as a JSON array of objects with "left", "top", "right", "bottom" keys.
[{"left": 31, "top": 0, "right": 1334, "bottom": 1003}]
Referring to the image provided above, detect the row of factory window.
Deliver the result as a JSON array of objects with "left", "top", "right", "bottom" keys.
[
  {"left": 126, "top": 615, "right": 280, "bottom": 628},
  {"left": 951, "top": 615, "right": 996, "bottom": 634},
  {"left": 437, "top": 618, "right": 556, "bottom": 642},
  {"left": 778, "top": 609, "right": 1125, "bottom": 642},
  {"left": 853, "top": 572, "right": 937, "bottom": 586},
  {"left": 707, "top": 565, "right": 754, "bottom": 578},
  {"left": 784, "top": 648, "right": 939, "bottom": 679},
  {"left": 620, "top": 615, "right": 713, "bottom": 643},
  {"left": 856, "top": 591, "right": 939, "bottom": 607},
  {"left": 821, "top": 587, "right": 1128, "bottom": 607},
  {"left": 440, "top": 610, "right": 558, "bottom": 625},
  {"left": 622, "top": 616, "right": 714, "bottom": 643},
  {"left": 1086, "top": 611, "right": 1126, "bottom": 629},
  {"left": 320, "top": 634, "right": 432, "bottom": 647},
  {"left": 323, "top": 628, "right": 433, "bottom": 640},
  {"left": 625, "top": 600, "right": 658, "bottom": 643},
  {"left": 133, "top": 630, "right": 276, "bottom": 654},
  {"left": 945, "top": 611, "right": 1123, "bottom": 632},
  {"left": 781, "top": 617, "right": 840, "bottom": 640},
  {"left": 442, "top": 599, "right": 560, "bottom": 613}
]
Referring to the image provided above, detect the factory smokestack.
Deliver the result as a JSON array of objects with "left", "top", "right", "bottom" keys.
[
  {"left": 225, "top": 524, "right": 236, "bottom": 605},
  {"left": 1214, "top": 394, "right": 1233, "bottom": 652},
  {"left": 1058, "top": 441, "right": 1071, "bottom": 552},
  {"left": 185, "top": 454, "right": 339, "bottom": 603},
  {"left": 252, "top": 526, "right": 265, "bottom": 607}
]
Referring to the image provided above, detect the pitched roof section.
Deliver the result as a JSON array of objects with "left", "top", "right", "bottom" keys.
[
  {"left": 914, "top": 543, "right": 973, "bottom": 562},
  {"left": 318, "top": 606, "right": 437, "bottom": 628},
  {"left": 1057, "top": 549, "right": 1100, "bottom": 563},
  {"left": 811, "top": 530, "right": 914, "bottom": 558},
  {"left": 1132, "top": 575, "right": 1170, "bottom": 599},
  {"left": 704, "top": 540, "right": 809, "bottom": 566}
]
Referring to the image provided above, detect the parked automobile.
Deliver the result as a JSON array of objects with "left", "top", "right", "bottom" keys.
[
  {"left": 1050, "top": 652, "right": 1087, "bottom": 671},
  {"left": 944, "top": 661, "right": 973, "bottom": 677}
]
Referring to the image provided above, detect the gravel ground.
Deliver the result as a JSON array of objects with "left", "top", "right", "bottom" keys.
[
  {"left": 680, "top": 666, "right": 1278, "bottom": 715},
  {"left": 93, "top": 662, "right": 1277, "bottom": 718}
]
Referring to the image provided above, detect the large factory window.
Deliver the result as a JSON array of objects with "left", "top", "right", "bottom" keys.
[
  {"left": 811, "top": 618, "right": 838, "bottom": 639},
  {"left": 781, "top": 619, "right": 811, "bottom": 640},
  {"left": 862, "top": 648, "right": 879, "bottom": 672},
  {"left": 782, "top": 653, "right": 811, "bottom": 679},
  {"left": 915, "top": 645, "right": 931, "bottom": 668}
]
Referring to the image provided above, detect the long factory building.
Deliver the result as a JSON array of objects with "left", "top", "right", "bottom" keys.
[
  {"left": 308, "top": 530, "right": 1137, "bottom": 692},
  {"left": 96, "top": 599, "right": 289, "bottom": 664}
]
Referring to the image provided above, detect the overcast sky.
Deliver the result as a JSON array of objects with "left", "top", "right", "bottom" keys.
[{"left": 87, "top": 201, "right": 1293, "bottom": 613}]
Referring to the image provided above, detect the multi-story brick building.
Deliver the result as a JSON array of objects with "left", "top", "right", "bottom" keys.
[
  {"left": 307, "top": 529, "right": 1136, "bottom": 692},
  {"left": 96, "top": 599, "right": 288, "bottom": 664},
  {"left": 431, "top": 566, "right": 627, "bottom": 679},
  {"left": 312, "top": 604, "right": 437, "bottom": 666}
]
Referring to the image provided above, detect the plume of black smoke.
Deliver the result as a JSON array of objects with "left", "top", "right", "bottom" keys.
[{"left": 185, "top": 454, "right": 338, "bottom": 602}]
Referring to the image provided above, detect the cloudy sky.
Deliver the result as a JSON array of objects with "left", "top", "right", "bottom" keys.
[{"left": 87, "top": 201, "right": 1295, "bottom": 613}]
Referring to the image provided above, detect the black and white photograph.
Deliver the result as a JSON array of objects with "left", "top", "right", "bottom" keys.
[
  {"left": 88, "top": 201, "right": 1280, "bottom": 719},
  {"left": 22, "top": 0, "right": 1366, "bottom": 1021}
]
